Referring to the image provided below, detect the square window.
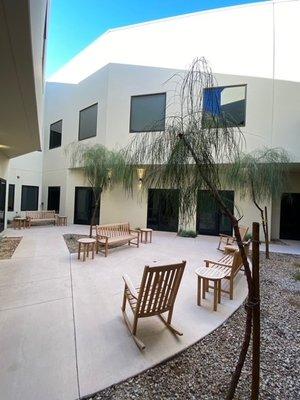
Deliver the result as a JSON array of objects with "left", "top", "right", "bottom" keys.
[
  {"left": 203, "top": 85, "right": 246, "bottom": 128},
  {"left": 21, "top": 186, "right": 39, "bottom": 211},
  {"left": 8, "top": 184, "right": 15, "bottom": 211},
  {"left": 130, "top": 93, "right": 166, "bottom": 133},
  {"left": 78, "top": 103, "right": 98, "bottom": 140},
  {"left": 49, "top": 120, "right": 62, "bottom": 149}
]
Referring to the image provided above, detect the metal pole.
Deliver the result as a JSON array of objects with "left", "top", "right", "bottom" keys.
[{"left": 251, "top": 222, "right": 260, "bottom": 399}]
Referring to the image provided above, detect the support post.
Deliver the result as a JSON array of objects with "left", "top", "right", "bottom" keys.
[
  {"left": 264, "top": 206, "right": 270, "bottom": 259},
  {"left": 251, "top": 222, "right": 260, "bottom": 400}
]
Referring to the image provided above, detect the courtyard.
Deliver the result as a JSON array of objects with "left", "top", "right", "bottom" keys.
[{"left": 0, "top": 224, "right": 299, "bottom": 399}]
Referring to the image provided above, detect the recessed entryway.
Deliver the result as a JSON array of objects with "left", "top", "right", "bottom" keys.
[
  {"left": 47, "top": 186, "right": 60, "bottom": 213},
  {"left": 280, "top": 193, "right": 300, "bottom": 240},
  {"left": 147, "top": 189, "right": 179, "bottom": 232},
  {"left": 197, "top": 190, "right": 234, "bottom": 236},
  {"left": 74, "top": 187, "right": 100, "bottom": 225}
]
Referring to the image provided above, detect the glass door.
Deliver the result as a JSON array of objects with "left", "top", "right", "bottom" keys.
[
  {"left": 74, "top": 187, "right": 100, "bottom": 225},
  {"left": 147, "top": 189, "right": 179, "bottom": 232},
  {"left": 280, "top": 193, "right": 300, "bottom": 240},
  {"left": 47, "top": 186, "right": 60, "bottom": 213},
  {"left": 197, "top": 190, "right": 234, "bottom": 236},
  {"left": 0, "top": 178, "right": 6, "bottom": 232}
]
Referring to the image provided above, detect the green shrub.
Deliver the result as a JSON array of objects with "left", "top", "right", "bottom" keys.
[
  {"left": 178, "top": 229, "right": 197, "bottom": 238},
  {"left": 245, "top": 232, "right": 252, "bottom": 241}
]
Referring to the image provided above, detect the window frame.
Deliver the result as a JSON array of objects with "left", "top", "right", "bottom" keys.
[
  {"left": 49, "top": 119, "right": 62, "bottom": 149},
  {"left": 129, "top": 92, "right": 167, "bottom": 133},
  {"left": 202, "top": 84, "right": 247, "bottom": 128},
  {"left": 8, "top": 184, "right": 15, "bottom": 212},
  {"left": 78, "top": 103, "right": 98, "bottom": 141},
  {"left": 21, "top": 185, "right": 39, "bottom": 211}
]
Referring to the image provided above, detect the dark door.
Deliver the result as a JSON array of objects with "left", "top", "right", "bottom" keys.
[
  {"left": 280, "top": 193, "right": 300, "bottom": 240},
  {"left": 0, "top": 178, "right": 6, "bottom": 232},
  {"left": 47, "top": 186, "right": 60, "bottom": 213},
  {"left": 147, "top": 189, "right": 179, "bottom": 232},
  {"left": 74, "top": 187, "right": 100, "bottom": 225},
  {"left": 197, "top": 190, "right": 234, "bottom": 236}
]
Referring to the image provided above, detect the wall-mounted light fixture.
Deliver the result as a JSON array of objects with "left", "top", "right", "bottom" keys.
[{"left": 137, "top": 168, "right": 145, "bottom": 188}]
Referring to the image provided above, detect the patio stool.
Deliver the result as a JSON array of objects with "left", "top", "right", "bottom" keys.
[
  {"left": 77, "top": 238, "right": 96, "bottom": 262},
  {"left": 195, "top": 267, "right": 230, "bottom": 311},
  {"left": 13, "top": 217, "right": 27, "bottom": 230},
  {"left": 140, "top": 228, "right": 153, "bottom": 244},
  {"left": 57, "top": 215, "right": 67, "bottom": 226}
]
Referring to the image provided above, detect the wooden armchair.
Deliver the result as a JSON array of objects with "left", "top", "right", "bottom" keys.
[
  {"left": 217, "top": 225, "right": 249, "bottom": 251},
  {"left": 121, "top": 261, "right": 186, "bottom": 350},
  {"left": 196, "top": 241, "right": 250, "bottom": 311}
]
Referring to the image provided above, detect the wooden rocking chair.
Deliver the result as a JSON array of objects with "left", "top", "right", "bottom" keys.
[
  {"left": 217, "top": 225, "right": 249, "bottom": 251},
  {"left": 121, "top": 261, "right": 186, "bottom": 350}
]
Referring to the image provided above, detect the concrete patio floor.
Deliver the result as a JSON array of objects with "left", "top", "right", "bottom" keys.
[{"left": 0, "top": 225, "right": 299, "bottom": 400}]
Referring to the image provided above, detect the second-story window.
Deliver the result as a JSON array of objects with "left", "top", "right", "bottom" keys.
[
  {"left": 202, "top": 85, "right": 246, "bottom": 128},
  {"left": 78, "top": 103, "right": 98, "bottom": 140},
  {"left": 49, "top": 120, "right": 62, "bottom": 149},
  {"left": 130, "top": 93, "right": 166, "bottom": 133}
]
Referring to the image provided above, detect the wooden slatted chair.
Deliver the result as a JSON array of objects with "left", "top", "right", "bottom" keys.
[
  {"left": 217, "top": 225, "right": 249, "bottom": 251},
  {"left": 121, "top": 261, "right": 186, "bottom": 350},
  {"left": 196, "top": 241, "right": 250, "bottom": 311}
]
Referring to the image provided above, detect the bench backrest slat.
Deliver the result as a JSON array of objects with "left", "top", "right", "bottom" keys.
[
  {"left": 96, "top": 222, "right": 131, "bottom": 237},
  {"left": 26, "top": 210, "right": 56, "bottom": 219}
]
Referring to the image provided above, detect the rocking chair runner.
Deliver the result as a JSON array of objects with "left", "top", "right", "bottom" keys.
[
  {"left": 217, "top": 225, "right": 249, "bottom": 251},
  {"left": 121, "top": 261, "right": 186, "bottom": 350}
]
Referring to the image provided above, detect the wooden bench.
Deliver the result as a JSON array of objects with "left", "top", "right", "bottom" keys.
[
  {"left": 95, "top": 223, "right": 139, "bottom": 257},
  {"left": 26, "top": 210, "right": 56, "bottom": 226}
]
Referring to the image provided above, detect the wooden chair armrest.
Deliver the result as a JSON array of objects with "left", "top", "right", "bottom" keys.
[
  {"left": 130, "top": 229, "right": 140, "bottom": 234},
  {"left": 123, "top": 274, "right": 138, "bottom": 299},
  {"left": 204, "top": 259, "right": 233, "bottom": 268},
  {"left": 219, "top": 234, "right": 232, "bottom": 239}
]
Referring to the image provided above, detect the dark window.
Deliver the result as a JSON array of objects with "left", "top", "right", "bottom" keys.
[
  {"left": 130, "top": 93, "right": 166, "bottom": 132},
  {"left": 49, "top": 120, "right": 62, "bottom": 149},
  {"left": 202, "top": 85, "right": 246, "bottom": 128},
  {"left": 21, "top": 186, "right": 39, "bottom": 211},
  {"left": 8, "top": 184, "right": 15, "bottom": 211},
  {"left": 78, "top": 103, "right": 98, "bottom": 140}
]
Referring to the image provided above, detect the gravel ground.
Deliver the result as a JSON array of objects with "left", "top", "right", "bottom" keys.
[
  {"left": 88, "top": 253, "right": 300, "bottom": 400},
  {"left": 0, "top": 237, "right": 22, "bottom": 259}
]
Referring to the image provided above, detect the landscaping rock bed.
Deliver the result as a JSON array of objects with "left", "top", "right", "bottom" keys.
[
  {"left": 89, "top": 253, "right": 300, "bottom": 400},
  {"left": 0, "top": 237, "right": 22, "bottom": 259},
  {"left": 63, "top": 233, "right": 124, "bottom": 254}
]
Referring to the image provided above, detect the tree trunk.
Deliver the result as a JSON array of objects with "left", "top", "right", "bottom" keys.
[
  {"left": 264, "top": 207, "right": 270, "bottom": 259},
  {"left": 89, "top": 194, "right": 100, "bottom": 238},
  {"left": 251, "top": 182, "right": 269, "bottom": 259},
  {"left": 251, "top": 222, "right": 260, "bottom": 399},
  {"left": 180, "top": 134, "right": 254, "bottom": 399}
]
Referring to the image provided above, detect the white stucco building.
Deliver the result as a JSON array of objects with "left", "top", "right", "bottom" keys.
[
  {"left": 4, "top": 0, "right": 300, "bottom": 240},
  {"left": 0, "top": 0, "right": 49, "bottom": 232}
]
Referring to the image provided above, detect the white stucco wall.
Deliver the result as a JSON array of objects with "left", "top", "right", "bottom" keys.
[{"left": 6, "top": 152, "right": 43, "bottom": 220}]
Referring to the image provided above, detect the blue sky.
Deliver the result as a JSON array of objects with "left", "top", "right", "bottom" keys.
[{"left": 46, "top": 0, "right": 265, "bottom": 77}]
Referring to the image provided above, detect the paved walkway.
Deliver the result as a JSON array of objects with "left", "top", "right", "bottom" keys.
[{"left": 0, "top": 225, "right": 298, "bottom": 400}]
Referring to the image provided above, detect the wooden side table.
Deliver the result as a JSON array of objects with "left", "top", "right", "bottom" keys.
[
  {"left": 77, "top": 238, "right": 96, "bottom": 261},
  {"left": 13, "top": 217, "right": 27, "bottom": 229},
  {"left": 140, "top": 228, "right": 153, "bottom": 243},
  {"left": 57, "top": 216, "right": 67, "bottom": 226},
  {"left": 195, "top": 267, "right": 229, "bottom": 311}
]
